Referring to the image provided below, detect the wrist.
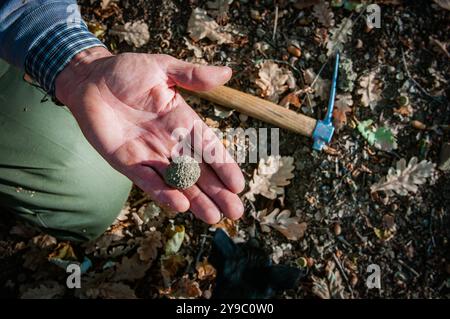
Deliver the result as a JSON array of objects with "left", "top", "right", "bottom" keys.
[{"left": 55, "top": 47, "right": 112, "bottom": 105}]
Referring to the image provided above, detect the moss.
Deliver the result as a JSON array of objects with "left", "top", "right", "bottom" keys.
[{"left": 164, "top": 155, "right": 201, "bottom": 189}]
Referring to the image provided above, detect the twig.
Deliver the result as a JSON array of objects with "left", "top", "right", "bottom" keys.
[
  {"left": 400, "top": 48, "right": 437, "bottom": 100},
  {"left": 332, "top": 252, "right": 354, "bottom": 298},
  {"left": 272, "top": 4, "right": 279, "bottom": 42},
  {"left": 397, "top": 259, "right": 420, "bottom": 278}
]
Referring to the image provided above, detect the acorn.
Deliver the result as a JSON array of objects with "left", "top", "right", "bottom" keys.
[
  {"left": 411, "top": 120, "right": 427, "bottom": 130},
  {"left": 287, "top": 44, "right": 302, "bottom": 58},
  {"left": 333, "top": 223, "right": 342, "bottom": 236}
]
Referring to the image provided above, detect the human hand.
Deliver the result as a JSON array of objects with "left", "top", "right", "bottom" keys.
[{"left": 55, "top": 47, "right": 245, "bottom": 224}]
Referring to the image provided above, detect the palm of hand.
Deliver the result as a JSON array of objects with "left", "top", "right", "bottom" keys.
[{"left": 59, "top": 53, "right": 244, "bottom": 223}]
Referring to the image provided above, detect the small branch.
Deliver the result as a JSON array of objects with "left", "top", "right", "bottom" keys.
[
  {"left": 332, "top": 252, "right": 354, "bottom": 298},
  {"left": 397, "top": 259, "right": 420, "bottom": 278},
  {"left": 401, "top": 48, "right": 437, "bottom": 100},
  {"left": 272, "top": 4, "right": 279, "bottom": 42}
]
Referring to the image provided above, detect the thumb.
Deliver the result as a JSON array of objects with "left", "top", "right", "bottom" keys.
[{"left": 160, "top": 55, "right": 232, "bottom": 91}]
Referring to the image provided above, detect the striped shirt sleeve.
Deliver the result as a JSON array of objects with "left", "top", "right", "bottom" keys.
[{"left": 0, "top": 1, "right": 105, "bottom": 95}]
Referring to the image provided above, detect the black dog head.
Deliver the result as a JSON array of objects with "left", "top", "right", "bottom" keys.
[{"left": 209, "top": 229, "right": 304, "bottom": 299}]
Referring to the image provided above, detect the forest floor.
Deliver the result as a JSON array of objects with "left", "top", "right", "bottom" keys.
[{"left": 0, "top": 0, "right": 449, "bottom": 299}]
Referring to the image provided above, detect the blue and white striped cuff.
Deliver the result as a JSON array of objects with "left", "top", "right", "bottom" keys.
[{"left": 24, "top": 21, "right": 105, "bottom": 96}]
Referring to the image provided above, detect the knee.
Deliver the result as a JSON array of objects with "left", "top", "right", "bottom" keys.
[{"left": 33, "top": 168, "right": 132, "bottom": 242}]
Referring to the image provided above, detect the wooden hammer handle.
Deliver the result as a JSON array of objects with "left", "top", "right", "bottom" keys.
[{"left": 181, "top": 86, "right": 317, "bottom": 137}]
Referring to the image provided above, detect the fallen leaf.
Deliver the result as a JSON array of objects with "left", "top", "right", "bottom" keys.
[
  {"left": 206, "top": 0, "right": 232, "bottom": 23},
  {"left": 280, "top": 92, "right": 301, "bottom": 108},
  {"left": 214, "top": 105, "right": 234, "bottom": 118},
  {"left": 160, "top": 275, "right": 202, "bottom": 299},
  {"left": 188, "top": 8, "right": 233, "bottom": 44},
  {"left": 245, "top": 155, "right": 295, "bottom": 201},
  {"left": 433, "top": 0, "right": 450, "bottom": 11},
  {"left": 21, "top": 281, "right": 65, "bottom": 299},
  {"left": 311, "top": 260, "right": 348, "bottom": 299},
  {"left": 252, "top": 208, "right": 307, "bottom": 241},
  {"left": 371, "top": 157, "right": 435, "bottom": 196},
  {"left": 357, "top": 72, "right": 383, "bottom": 109},
  {"left": 161, "top": 254, "right": 187, "bottom": 286},
  {"left": 326, "top": 17, "right": 352, "bottom": 56},
  {"left": 357, "top": 119, "right": 397, "bottom": 151},
  {"left": 196, "top": 258, "right": 217, "bottom": 280},
  {"left": 85, "top": 282, "right": 137, "bottom": 299},
  {"left": 255, "top": 61, "right": 294, "bottom": 103},
  {"left": 31, "top": 234, "right": 57, "bottom": 249},
  {"left": 114, "top": 253, "right": 150, "bottom": 281},
  {"left": 137, "top": 230, "right": 162, "bottom": 262},
  {"left": 211, "top": 217, "right": 238, "bottom": 237},
  {"left": 333, "top": 93, "right": 353, "bottom": 130},
  {"left": 313, "top": 1, "right": 335, "bottom": 27},
  {"left": 110, "top": 20, "right": 150, "bottom": 48},
  {"left": 294, "top": 0, "right": 320, "bottom": 9},
  {"left": 303, "top": 68, "right": 330, "bottom": 101}
]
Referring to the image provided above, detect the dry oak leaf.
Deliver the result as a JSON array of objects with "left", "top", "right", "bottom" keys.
[
  {"left": 196, "top": 257, "right": 217, "bottom": 280},
  {"left": 294, "top": 0, "right": 320, "bottom": 9},
  {"left": 311, "top": 260, "right": 348, "bottom": 299},
  {"left": 253, "top": 208, "right": 307, "bottom": 241},
  {"left": 187, "top": 8, "right": 233, "bottom": 44},
  {"left": 84, "top": 282, "right": 137, "bottom": 299},
  {"left": 137, "top": 230, "right": 163, "bottom": 262},
  {"left": 370, "top": 157, "right": 435, "bottom": 196},
  {"left": 333, "top": 93, "right": 353, "bottom": 130},
  {"left": 21, "top": 281, "right": 65, "bottom": 299},
  {"left": 313, "top": 1, "right": 335, "bottom": 28},
  {"left": 255, "top": 61, "right": 295, "bottom": 103},
  {"left": 161, "top": 275, "right": 203, "bottom": 299},
  {"left": 114, "top": 253, "right": 151, "bottom": 282},
  {"left": 433, "top": 0, "right": 450, "bottom": 10},
  {"left": 357, "top": 72, "right": 382, "bottom": 109},
  {"left": 326, "top": 17, "right": 352, "bottom": 56},
  {"left": 110, "top": 20, "right": 150, "bottom": 48},
  {"left": 245, "top": 155, "right": 295, "bottom": 201}
]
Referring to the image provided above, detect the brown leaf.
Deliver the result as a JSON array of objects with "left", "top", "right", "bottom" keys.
[
  {"left": 280, "top": 93, "right": 301, "bottom": 108},
  {"left": 110, "top": 21, "right": 150, "bottom": 48},
  {"left": 160, "top": 275, "right": 202, "bottom": 299},
  {"left": 196, "top": 258, "right": 217, "bottom": 280},
  {"left": 188, "top": 8, "right": 233, "bottom": 44},
  {"left": 212, "top": 218, "right": 238, "bottom": 237},
  {"left": 245, "top": 156, "right": 295, "bottom": 201},
  {"left": 255, "top": 61, "right": 294, "bottom": 103},
  {"left": 312, "top": 1, "right": 335, "bottom": 28},
  {"left": 433, "top": 0, "right": 450, "bottom": 10},
  {"left": 137, "top": 230, "right": 163, "bottom": 262},
  {"left": 114, "top": 253, "right": 150, "bottom": 281},
  {"left": 253, "top": 208, "right": 307, "bottom": 241},
  {"left": 294, "top": 0, "right": 320, "bottom": 9},
  {"left": 85, "top": 282, "right": 137, "bottom": 299},
  {"left": 357, "top": 72, "right": 382, "bottom": 109},
  {"left": 21, "top": 281, "right": 65, "bottom": 299},
  {"left": 333, "top": 93, "right": 353, "bottom": 130}
]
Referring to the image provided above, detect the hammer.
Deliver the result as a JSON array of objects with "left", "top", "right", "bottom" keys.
[{"left": 182, "top": 53, "right": 340, "bottom": 151}]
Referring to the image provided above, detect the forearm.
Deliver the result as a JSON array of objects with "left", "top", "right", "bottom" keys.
[{"left": 0, "top": 0, "right": 105, "bottom": 95}]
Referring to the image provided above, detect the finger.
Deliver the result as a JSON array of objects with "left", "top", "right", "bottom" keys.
[
  {"left": 183, "top": 185, "right": 222, "bottom": 224},
  {"left": 158, "top": 55, "right": 232, "bottom": 91},
  {"left": 143, "top": 154, "right": 223, "bottom": 224},
  {"left": 195, "top": 116, "right": 245, "bottom": 193},
  {"left": 131, "top": 164, "right": 190, "bottom": 212},
  {"left": 196, "top": 162, "right": 244, "bottom": 220}
]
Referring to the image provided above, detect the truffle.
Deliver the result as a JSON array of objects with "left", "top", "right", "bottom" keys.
[{"left": 164, "top": 155, "right": 201, "bottom": 189}]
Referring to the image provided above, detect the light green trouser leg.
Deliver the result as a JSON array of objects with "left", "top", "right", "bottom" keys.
[{"left": 0, "top": 60, "right": 132, "bottom": 242}]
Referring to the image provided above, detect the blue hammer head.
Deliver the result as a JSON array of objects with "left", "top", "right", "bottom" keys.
[{"left": 312, "top": 52, "right": 340, "bottom": 151}]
